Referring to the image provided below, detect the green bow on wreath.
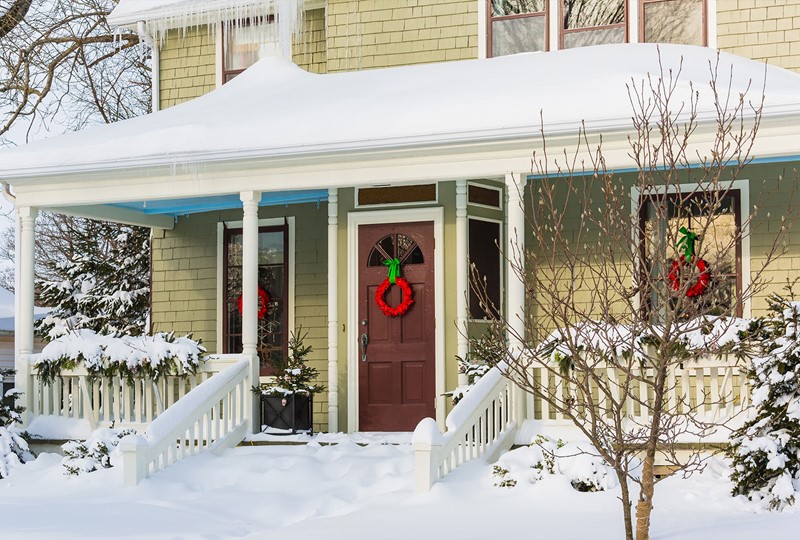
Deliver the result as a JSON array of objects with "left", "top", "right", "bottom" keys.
[
  {"left": 383, "top": 258, "right": 401, "bottom": 284},
  {"left": 677, "top": 227, "right": 698, "bottom": 259}
]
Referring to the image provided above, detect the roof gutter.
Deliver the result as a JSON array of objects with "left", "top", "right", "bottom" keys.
[{"left": 1, "top": 182, "right": 16, "bottom": 204}]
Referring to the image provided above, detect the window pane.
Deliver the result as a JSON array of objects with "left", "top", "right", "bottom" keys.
[
  {"left": 469, "top": 219, "right": 501, "bottom": 319},
  {"left": 227, "top": 234, "right": 242, "bottom": 266},
  {"left": 492, "top": 15, "right": 546, "bottom": 56},
  {"left": 261, "top": 265, "right": 284, "bottom": 298},
  {"left": 259, "top": 231, "right": 285, "bottom": 264},
  {"left": 563, "top": 0, "right": 625, "bottom": 29},
  {"left": 563, "top": 26, "right": 625, "bottom": 48},
  {"left": 643, "top": 0, "right": 703, "bottom": 46},
  {"left": 225, "top": 22, "right": 280, "bottom": 73},
  {"left": 492, "top": 0, "right": 545, "bottom": 16}
]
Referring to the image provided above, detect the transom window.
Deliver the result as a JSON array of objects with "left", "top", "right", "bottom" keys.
[
  {"left": 223, "top": 224, "right": 289, "bottom": 375},
  {"left": 640, "top": 190, "right": 742, "bottom": 318},
  {"left": 487, "top": 0, "right": 707, "bottom": 56},
  {"left": 367, "top": 234, "right": 425, "bottom": 267},
  {"left": 223, "top": 17, "right": 280, "bottom": 82}
]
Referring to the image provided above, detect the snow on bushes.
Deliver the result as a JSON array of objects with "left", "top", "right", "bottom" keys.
[
  {"left": 445, "top": 356, "right": 491, "bottom": 405},
  {"left": 0, "top": 369, "right": 34, "bottom": 479},
  {"left": 62, "top": 427, "right": 136, "bottom": 476},
  {"left": 35, "top": 329, "right": 206, "bottom": 383},
  {"left": 493, "top": 435, "right": 619, "bottom": 492},
  {"left": 728, "top": 296, "right": 800, "bottom": 510}
]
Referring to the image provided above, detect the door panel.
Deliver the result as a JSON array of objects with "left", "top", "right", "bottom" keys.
[{"left": 358, "top": 221, "right": 435, "bottom": 431}]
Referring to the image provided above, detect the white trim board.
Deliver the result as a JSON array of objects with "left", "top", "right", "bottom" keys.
[
  {"left": 630, "top": 179, "right": 751, "bottom": 318},
  {"left": 216, "top": 216, "right": 296, "bottom": 383},
  {"left": 346, "top": 207, "right": 446, "bottom": 433}
]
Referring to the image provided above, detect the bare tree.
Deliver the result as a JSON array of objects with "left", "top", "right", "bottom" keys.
[
  {"left": 473, "top": 53, "right": 795, "bottom": 540},
  {"left": 0, "top": 0, "right": 150, "bottom": 145}
]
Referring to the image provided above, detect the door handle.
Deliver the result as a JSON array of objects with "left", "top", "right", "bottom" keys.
[{"left": 360, "top": 333, "right": 369, "bottom": 362}]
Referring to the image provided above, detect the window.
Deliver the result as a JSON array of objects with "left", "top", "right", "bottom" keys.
[
  {"left": 640, "top": 0, "right": 705, "bottom": 46},
  {"left": 640, "top": 190, "right": 742, "bottom": 318},
  {"left": 469, "top": 218, "right": 502, "bottom": 319},
  {"left": 489, "top": 1, "right": 547, "bottom": 57},
  {"left": 222, "top": 17, "right": 280, "bottom": 82},
  {"left": 486, "top": 0, "right": 707, "bottom": 57},
  {"left": 223, "top": 224, "right": 289, "bottom": 375}
]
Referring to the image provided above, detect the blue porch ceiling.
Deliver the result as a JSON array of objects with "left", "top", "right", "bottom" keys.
[{"left": 111, "top": 189, "right": 329, "bottom": 216}]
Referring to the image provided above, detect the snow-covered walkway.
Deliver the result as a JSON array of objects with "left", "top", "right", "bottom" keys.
[{"left": 1, "top": 436, "right": 799, "bottom": 539}]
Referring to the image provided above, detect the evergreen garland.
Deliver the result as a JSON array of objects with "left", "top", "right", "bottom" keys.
[{"left": 728, "top": 295, "right": 800, "bottom": 509}]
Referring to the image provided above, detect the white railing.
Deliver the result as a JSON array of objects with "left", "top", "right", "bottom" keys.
[
  {"left": 27, "top": 354, "right": 242, "bottom": 432},
  {"left": 412, "top": 364, "right": 522, "bottom": 492},
  {"left": 119, "top": 357, "right": 250, "bottom": 486},
  {"left": 526, "top": 352, "right": 750, "bottom": 440}
]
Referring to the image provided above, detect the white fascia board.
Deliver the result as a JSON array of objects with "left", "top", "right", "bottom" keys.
[{"left": 47, "top": 205, "right": 175, "bottom": 230}]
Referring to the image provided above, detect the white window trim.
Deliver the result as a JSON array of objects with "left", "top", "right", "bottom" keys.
[
  {"left": 466, "top": 214, "right": 504, "bottom": 323},
  {"left": 467, "top": 181, "right": 503, "bottom": 211},
  {"left": 346, "top": 207, "right": 446, "bottom": 432},
  {"left": 216, "top": 216, "right": 296, "bottom": 381},
  {"left": 631, "top": 179, "right": 751, "bottom": 317}
]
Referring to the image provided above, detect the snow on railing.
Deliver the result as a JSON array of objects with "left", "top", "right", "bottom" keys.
[
  {"left": 412, "top": 363, "right": 522, "bottom": 492},
  {"left": 119, "top": 358, "right": 250, "bottom": 486},
  {"left": 27, "top": 353, "right": 242, "bottom": 431}
]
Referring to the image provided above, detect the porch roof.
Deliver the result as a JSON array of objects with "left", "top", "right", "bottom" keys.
[{"left": 4, "top": 43, "right": 800, "bottom": 183}]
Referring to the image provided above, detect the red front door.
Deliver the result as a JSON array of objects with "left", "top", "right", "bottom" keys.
[{"left": 358, "top": 221, "right": 436, "bottom": 431}]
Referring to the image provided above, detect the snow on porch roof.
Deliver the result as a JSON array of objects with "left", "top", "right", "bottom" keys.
[{"left": 3, "top": 43, "right": 800, "bottom": 180}]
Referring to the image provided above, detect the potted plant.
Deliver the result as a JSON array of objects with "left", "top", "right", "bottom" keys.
[{"left": 257, "top": 330, "right": 324, "bottom": 434}]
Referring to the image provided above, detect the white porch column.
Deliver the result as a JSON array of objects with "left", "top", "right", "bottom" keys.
[
  {"left": 240, "top": 191, "right": 261, "bottom": 434},
  {"left": 505, "top": 173, "right": 526, "bottom": 348},
  {"left": 16, "top": 206, "right": 37, "bottom": 426},
  {"left": 327, "top": 188, "right": 339, "bottom": 433},
  {"left": 455, "top": 180, "right": 469, "bottom": 365}
]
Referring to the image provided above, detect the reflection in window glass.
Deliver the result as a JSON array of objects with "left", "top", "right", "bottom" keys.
[
  {"left": 224, "top": 20, "right": 281, "bottom": 82},
  {"left": 563, "top": 26, "right": 625, "bottom": 48},
  {"left": 563, "top": 0, "right": 624, "bottom": 29},
  {"left": 492, "top": 15, "right": 546, "bottom": 56},
  {"left": 492, "top": 0, "right": 545, "bottom": 15},
  {"left": 643, "top": 0, "right": 703, "bottom": 46}
]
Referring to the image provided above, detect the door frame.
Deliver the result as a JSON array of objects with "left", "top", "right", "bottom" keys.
[{"left": 347, "top": 207, "right": 445, "bottom": 432}]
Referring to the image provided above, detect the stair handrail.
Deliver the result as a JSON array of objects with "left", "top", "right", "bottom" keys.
[
  {"left": 119, "top": 357, "right": 250, "bottom": 486},
  {"left": 412, "top": 363, "right": 521, "bottom": 492}
]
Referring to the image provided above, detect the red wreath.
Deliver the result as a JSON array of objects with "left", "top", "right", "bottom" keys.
[
  {"left": 668, "top": 257, "right": 711, "bottom": 298},
  {"left": 375, "top": 277, "right": 414, "bottom": 317},
  {"left": 237, "top": 287, "right": 270, "bottom": 319}
]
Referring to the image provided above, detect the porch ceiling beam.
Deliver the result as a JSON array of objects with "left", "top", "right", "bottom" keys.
[{"left": 46, "top": 204, "right": 175, "bottom": 230}]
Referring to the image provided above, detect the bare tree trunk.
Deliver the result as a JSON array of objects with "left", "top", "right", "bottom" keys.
[
  {"left": 617, "top": 465, "right": 634, "bottom": 540},
  {"left": 636, "top": 364, "right": 666, "bottom": 540}
]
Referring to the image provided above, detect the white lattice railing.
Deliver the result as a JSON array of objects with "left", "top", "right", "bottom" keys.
[
  {"left": 119, "top": 357, "right": 250, "bottom": 486},
  {"left": 27, "top": 354, "right": 242, "bottom": 432},
  {"left": 412, "top": 364, "right": 522, "bottom": 492}
]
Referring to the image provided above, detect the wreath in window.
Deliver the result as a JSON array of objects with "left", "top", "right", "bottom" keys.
[
  {"left": 667, "top": 227, "right": 711, "bottom": 298},
  {"left": 375, "top": 258, "right": 414, "bottom": 317},
  {"left": 237, "top": 287, "right": 270, "bottom": 319}
]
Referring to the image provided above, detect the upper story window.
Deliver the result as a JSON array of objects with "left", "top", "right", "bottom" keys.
[
  {"left": 487, "top": 0, "right": 707, "bottom": 56},
  {"left": 223, "top": 17, "right": 280, "bottom": 82}
]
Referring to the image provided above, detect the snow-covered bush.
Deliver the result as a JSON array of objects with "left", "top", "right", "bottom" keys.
[
  {"left": 728, "top": 295, "right": 800, "bottom": 510},
  {"left": 0, "top": 369, "right": 35, "bottom": 479},
  {"left": 62, "top": 427, "right": 136, "bottom": 476},
  {"left": 493, "top": 435, "right": 619, "bottom": 493},
  {"left": 36, "top": 329, "right": 205, "bottom": 383}
]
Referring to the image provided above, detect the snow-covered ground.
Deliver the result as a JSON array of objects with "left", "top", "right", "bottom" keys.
[{"left": 0, "top": 437, "right": 798, "bottom": 539}]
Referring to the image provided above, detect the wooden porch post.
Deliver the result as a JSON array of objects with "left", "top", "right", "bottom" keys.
[
  {"left": 455, "top": 180, "right": 469, "bottom": 365},
  {"left": 327, "top": 188, "right": 339, "bottom": 432},
  {"left": 505, "top": 174, "right": 527, "bottom": 425},
  {"left": 16, "top": 206, "right": 37, "bottom": 426},
  {"left": 240, "top": 191, "right": 261, "bottom": 434}
]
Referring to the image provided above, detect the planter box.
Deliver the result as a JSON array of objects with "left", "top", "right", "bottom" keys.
[{"left": 261, "top": 393, "right": 313, "bottom": 434}]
